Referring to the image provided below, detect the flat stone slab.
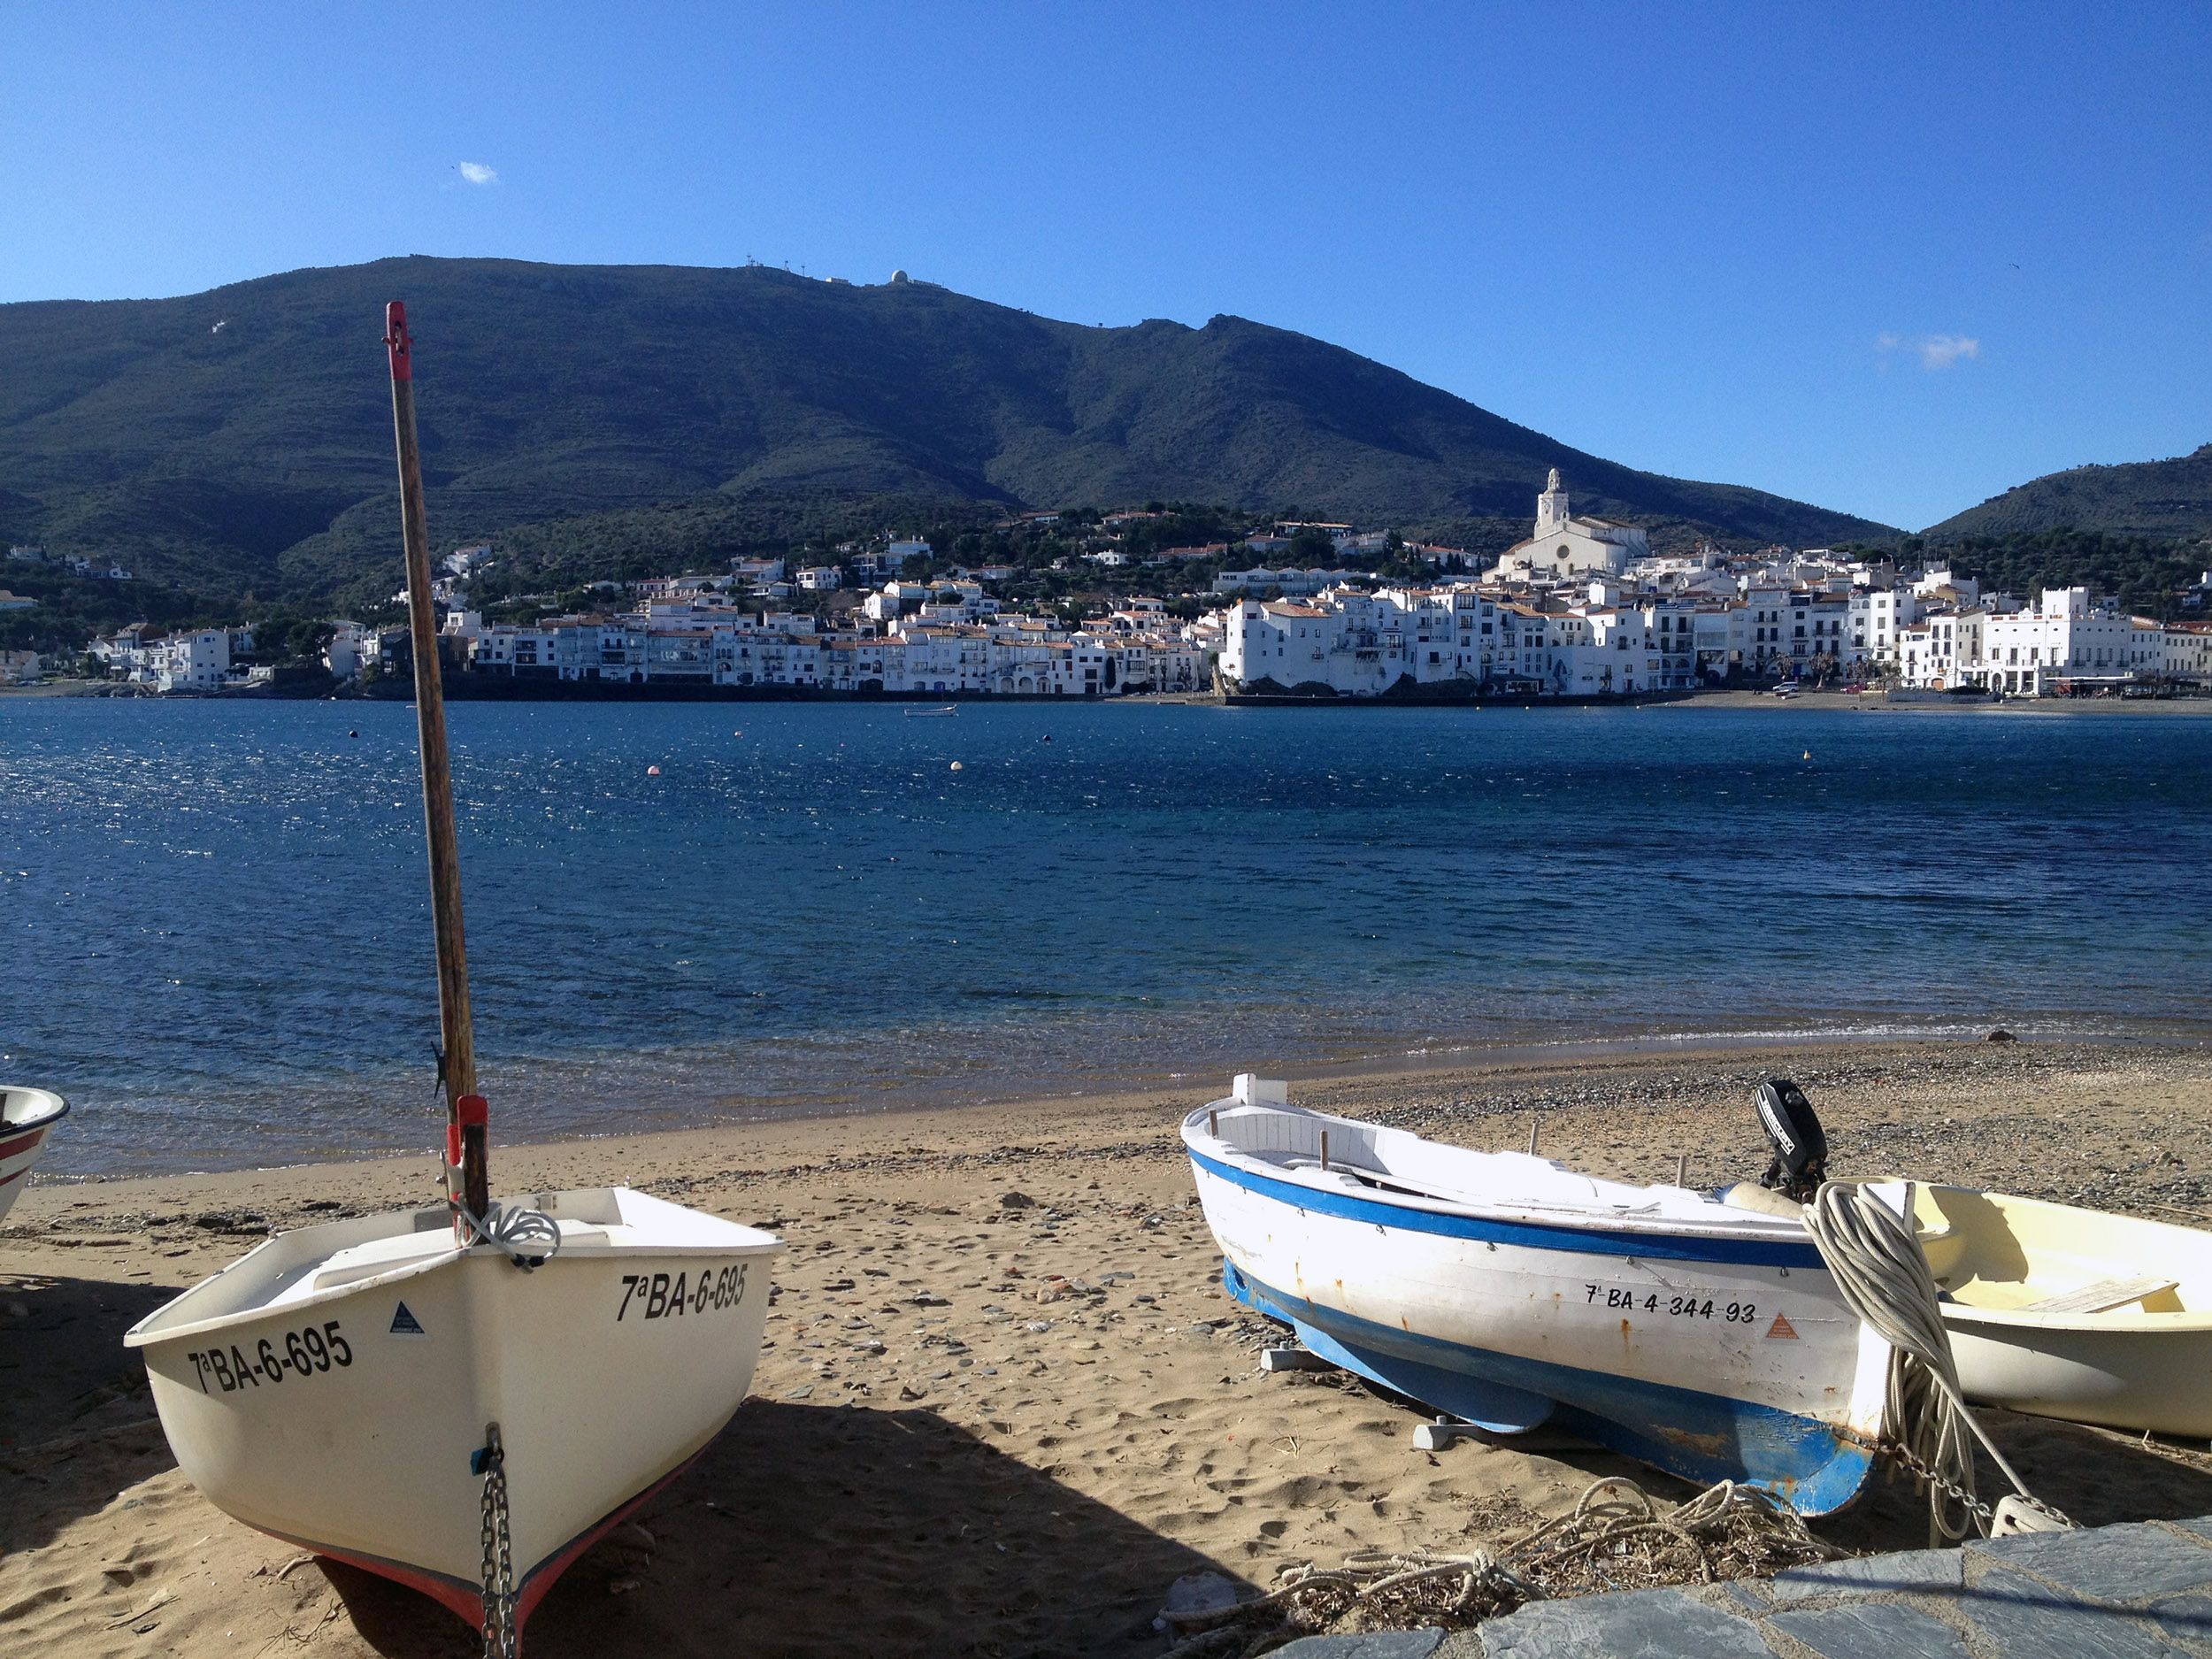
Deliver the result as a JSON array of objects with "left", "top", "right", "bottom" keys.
[
  {"left": 1969, "top": 1524, "right": 2212, "bottom": 1605},
  {"left": 1770, "top": 1601, "right": 1971, "bottom": 1659},
  {"left": 1716, "top": 1579, "right": 1773, "bottom": 1616},
  {"left": 1482, "top": 1587, "right": 1775, "bottom": 1659},
  {"left": 2146, "top": 1591, "right": 2212, "bottom": 1655},
  {"left": 1771, "top": 1548, "right": 1963, "bottom": 1603},
  {"left": 1961, "top": 1567, "right": 2188, "bottom": 1659},
  {"left": 1270, "top": 1513, "right": 2212, "bottom": 1659},
  {"left": 1271, "top": 1631, "right": 1447, "bottom": 1659}
]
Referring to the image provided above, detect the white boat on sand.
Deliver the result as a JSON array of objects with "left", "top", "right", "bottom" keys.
[
  {"left": 1906, "top": 1183, "right": 2212, "bottom": 1439},
  {"left": 125, "top": 303, "right": 785, "bottom": 1648},
  {"left": 1732, "top": 1077, "right": 2212, "bottom": 1440},
  {"left": 126, "top": 1188, "right": 776, "bottom": 1630},
  {"left": 0, "top": 1086, "right": 69, "bottom": 1225},
  {"left": 1184, "top": 1077, "right": 1893, "bottom": 1515}
]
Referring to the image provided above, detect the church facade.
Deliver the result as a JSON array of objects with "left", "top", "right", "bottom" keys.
[{"left": 1486, "top": 470, "right": 1650, "bottom": 583}]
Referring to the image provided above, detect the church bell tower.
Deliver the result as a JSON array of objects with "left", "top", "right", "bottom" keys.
[{"left": 1535, "top": 467, "right": 1569, "bottom": 535}]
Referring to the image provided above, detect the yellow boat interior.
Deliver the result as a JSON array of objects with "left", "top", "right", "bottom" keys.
[{"left": 1909, "top": 1183, "right": 2208, "bottom": 1320}]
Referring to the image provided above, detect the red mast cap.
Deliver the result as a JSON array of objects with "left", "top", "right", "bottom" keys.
[{"left": 384, "top": 301, "right": 412, "bottom": 382}]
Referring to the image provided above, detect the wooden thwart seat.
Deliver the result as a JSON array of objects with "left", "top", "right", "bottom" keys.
[{"left": 2020, "top": 1275, "right": 2180, "bottom": 1317}]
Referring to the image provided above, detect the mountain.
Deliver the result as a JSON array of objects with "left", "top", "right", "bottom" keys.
[
  {"left": 0, "top": 256, "right": 1896, "bottom": 608},
  {"left": 1923, "top": 445, "right": 2212, "bottom": 541}
]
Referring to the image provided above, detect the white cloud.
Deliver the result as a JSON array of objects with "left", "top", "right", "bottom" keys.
[
  {"left": 457, "top": 161, "right": 498, "bottom": 186},
  {"left": 1877, "top": 331, "right": 1979, "bottom": 372}
]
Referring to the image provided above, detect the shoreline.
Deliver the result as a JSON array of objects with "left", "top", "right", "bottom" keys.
[
  {"left": 10, "top": 1036, "right": 2212, "bottom": 1656},
  {"left": 12, "top": 677, "right": 2212, "bottom": 712},
  {"left": 35, "top": 1020, "right": 2212, "bottom": 1186},
  {"left": 16, "top": 1033, "right": 2211, "bottom": 1204}
]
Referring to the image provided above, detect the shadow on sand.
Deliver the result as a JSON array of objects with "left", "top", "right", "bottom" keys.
[
  {"left": 326, "top": 1401, "right": 1251, "bottom": 1659},
  {"left": 0, "top": 1272, "right": 177, "bottom": 1558},
  {"left": 314, "top": 1392, "right": 2212, "bottom": 1658}
]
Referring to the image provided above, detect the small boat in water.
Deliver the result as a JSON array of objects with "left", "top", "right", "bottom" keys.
[
  {"left": 1184, "top": 1077, "right": 1891, "bottom": 1514},
  {"left": 0, "top": 1086, "right": 69, "bottom": 1225},
  {"left": 903, "top": 703, "right": 959, "bottom": 717}
]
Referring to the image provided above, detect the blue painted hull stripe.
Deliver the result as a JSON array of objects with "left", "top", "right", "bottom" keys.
[
  {"left": 1224, "top": 1261, "right": 1874, "bottom": 1516},
  {"left": 1187, "top": 1146, "right": 1826, "bottom": 1269}
]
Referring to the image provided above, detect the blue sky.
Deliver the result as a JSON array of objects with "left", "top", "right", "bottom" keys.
[{"left": 6, "top": 3, "right": 2208, "bottom": 530}]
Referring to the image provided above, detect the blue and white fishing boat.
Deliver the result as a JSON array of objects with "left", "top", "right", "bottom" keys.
[{"left": 1183, "top": 1077, "right": 1892, "bottom": 1515}]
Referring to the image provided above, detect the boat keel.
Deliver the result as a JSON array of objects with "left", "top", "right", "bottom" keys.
[
  {"left": 1225, "top": 1263, "right": 1555, "bottom": 1432},
  {"left": 1223, "top": 1261, "right": 1873, "bottom": 1515}
]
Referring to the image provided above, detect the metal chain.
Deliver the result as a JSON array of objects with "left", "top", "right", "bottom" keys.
[
  {"left": 1852, "top": 1426, "right": 2075, "bottom": 1534},
  {"left": 1880, "top": 1436, "right": 1995, "bottom": 1531},
  {"left": 477, "top": 1424, "right": 518, "bottom": 1659}
]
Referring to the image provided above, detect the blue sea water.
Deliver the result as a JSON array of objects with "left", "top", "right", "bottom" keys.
[{"left": 4, "top": 697, "right": 2208, "bottom": 1176}]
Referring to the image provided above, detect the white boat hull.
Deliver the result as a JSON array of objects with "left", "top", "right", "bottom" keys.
[
  {"left": 1908, "top": 1182, "right": 2212, "bottom": 1438},
  {"left": 1944, "top": 1317, "right": 2212, "bottom": 1438},
  {"left": 0, "top": 1087, "right": 69, "bottom": 1226},
  {"left": 126, "top": 1187, "right": 780, "bottom": 1631},
  {"left": 1187, "top": 1086, "right": 1889, "bottom": 1513}
]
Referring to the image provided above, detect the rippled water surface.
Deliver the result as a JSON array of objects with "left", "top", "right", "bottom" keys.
[{"left": 5, "top": 698, "right": 2208, "bottom": 1174}]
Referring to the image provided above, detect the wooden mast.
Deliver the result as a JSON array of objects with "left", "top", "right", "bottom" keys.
[{"left": 384, "top": 301, "right": 490, "bottom": 1225}]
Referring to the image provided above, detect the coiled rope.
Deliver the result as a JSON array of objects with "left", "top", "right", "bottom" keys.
[
  {"left": 456, "top": 1200, "right": 564, "bottom": 1269},
  {"left": 1803, "top": 1180, "right": 2061, "bottom": 1540},
  {"left": 1159, "top": 1475, "right": 1837, "bottom": 1655}
]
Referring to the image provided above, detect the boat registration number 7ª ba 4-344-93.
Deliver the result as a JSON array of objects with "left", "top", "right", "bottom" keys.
[
  {"left": 186, "top": 1321, "right": 355, "bottom": 1394},
  {"left": 616, "top": 1263, "right": 752, "bottom": 1323},
  {"left": 1586, "top": 1284, "right": 1762, "bottom": 1324}
]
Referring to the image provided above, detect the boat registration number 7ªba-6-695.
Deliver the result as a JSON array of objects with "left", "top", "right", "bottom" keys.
[
  {"left": 615, "top": 1262, "right": 753, "bottom": 1323},
  {"left": 185, "top": 1319, "right": 355, "bottom": 1394}
]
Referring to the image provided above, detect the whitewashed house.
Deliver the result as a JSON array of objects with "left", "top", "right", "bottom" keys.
[{"left": 148, "top": 629, "right": 231, "bottom": 691}]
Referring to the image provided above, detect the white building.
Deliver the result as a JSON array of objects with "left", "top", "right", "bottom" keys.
[
  {"left": 1898, "top": 613, "right": 1983, "bottom": 689},
  {"left": 324, "top": 621, "right": 373, "bottom": 680},
  {"left": 1211, "top": 566, "right": 1361, "bottom": 596},
  {"left": 1847, "top": 586, "right": 1916, "bottom": 670},
  {"left": 146, "top": 629, "right": 231, "bottom": 692},
  {"left": 1976, "top": 588, "right": 2137, "bottom": 695},
  {"left": 1487, "top": 471, "right": 1650, "bottom": 583}
]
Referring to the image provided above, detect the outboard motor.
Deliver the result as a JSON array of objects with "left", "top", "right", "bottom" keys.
[{"left": 1755, "top": 1078, "right": 1828, "bottom": 1202}]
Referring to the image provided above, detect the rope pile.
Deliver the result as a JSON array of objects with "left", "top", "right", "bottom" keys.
[
  {"left": 1158, "top": 1476, "right": 1839, "bottom": 1658},
  {"left": 1803, "top": 1180, "right": 2060, "bottom": 1540}
]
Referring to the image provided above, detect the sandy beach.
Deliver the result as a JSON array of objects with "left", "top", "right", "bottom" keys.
[{"left": 8, "top": 1038, "right": 2212, "bottom": 1657}]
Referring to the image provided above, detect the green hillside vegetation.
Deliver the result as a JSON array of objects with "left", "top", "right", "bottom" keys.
[
  {"left": 0, "top": 256, "right": 1896, "bottom": 616},
  {"left": 0, "top": 566, "right": 207, "bottom": 657},
  {"left": 1898, "top": 527, "right": 2211, "bottom": 618},
  {"left": 1923, "top": 444, "right": 2212, "bottom": 541}
]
